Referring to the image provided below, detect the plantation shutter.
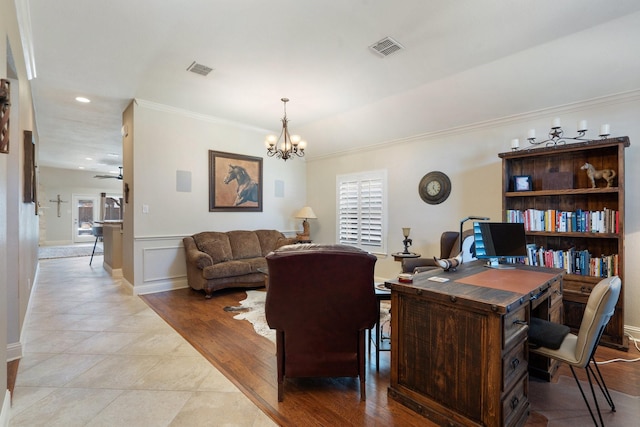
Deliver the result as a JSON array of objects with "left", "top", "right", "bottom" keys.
[{"left": 337, "top": 170, "right": 386, "bottom": 253}]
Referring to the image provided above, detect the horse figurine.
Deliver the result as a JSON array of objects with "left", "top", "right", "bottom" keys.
[
  {"left": 223, "top": 164, "right": 259, "bottom": 205},
  {"left": 580, "top": 162, "right": 616, "bottom": 188}
]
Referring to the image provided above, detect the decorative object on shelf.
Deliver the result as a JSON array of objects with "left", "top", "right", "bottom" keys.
[
  {"left": 401, "top": 227, "right": 412, "bottom": 254},
  {"left": 513, "top": 175, "right": 533, "bottom": 192},
  {"left": 265, "top": 98, "right": 307, "bottom": 161},
  {"left": 541, "top": 170, "right": 574, "bottom": 190},
  {"left": 580, "top": 162, "right": 616, "bottom": 188},
  {"left": 418, "top": 171, "right": 451, "bottom": 205},
  {"left": 510, "top": 138, "right": 519, "bottom": 151},
  {"left": 459, "top": 216, "right": 489, "bottom": 252},
  {"left": 525, "top": 118, "right": 611, "bottom": 147},
  {"left": 295, "top": 206, "right": 317, "bottom": 241},
  {"left": 433, "top": 252, "right": 463, "bottom": 272}
]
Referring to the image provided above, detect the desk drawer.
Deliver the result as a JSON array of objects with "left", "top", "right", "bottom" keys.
[
  {"left": 502, "top": 374, "right": 528, "bottom": 426},
  {"left": 503, "top": 340, "right": 527, "bottom": 392},
  {"left": 503, "top": 305, "right": 528, "bottom": 350},
  {"left": 549, "top": 278, "right": 563, "bottom": 308}
]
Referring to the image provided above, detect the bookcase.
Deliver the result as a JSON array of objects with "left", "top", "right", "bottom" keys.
[{"left": 499, "top": 137, "right": 629, "bottom": 349}]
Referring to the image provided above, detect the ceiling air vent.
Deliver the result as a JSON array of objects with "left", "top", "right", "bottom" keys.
[
  {"left": 369, "top": 36, "right": 404, "bottom": 57},
  {"left": 186, "top": 61, "right": 213, "bottom": 76}
]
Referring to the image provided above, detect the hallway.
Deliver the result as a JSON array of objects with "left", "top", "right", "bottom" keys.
[{"left": 9, "top": 256, "right": 275, "bottom": 426}]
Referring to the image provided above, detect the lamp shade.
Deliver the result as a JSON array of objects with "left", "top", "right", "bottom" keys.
[{"left": 295, "top": 206, "right": 317, "bottom": 219}]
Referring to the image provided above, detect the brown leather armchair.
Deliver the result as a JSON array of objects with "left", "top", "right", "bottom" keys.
[
  {"left": 401, "top": 229, "right": 475, "bottom": 274},
  {"left": 265, "top": 244, "right": 378, "bottom": 401}
]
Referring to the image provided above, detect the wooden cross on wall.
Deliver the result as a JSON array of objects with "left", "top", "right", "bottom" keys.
[{"left": 49, "top": 194, "right": 68, "bottom": 217}]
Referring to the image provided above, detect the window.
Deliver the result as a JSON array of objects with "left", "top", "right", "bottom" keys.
[{"left": 336, "top": 170, "right": 387, "bottom": 254}]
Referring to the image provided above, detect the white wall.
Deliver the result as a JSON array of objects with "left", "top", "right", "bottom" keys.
[
  {"left": 307, "top": 92, "right": 640, "bottom": 334},
  {"left": 38, "top": 167, "right": 123, "bottom": 245},
  {"left": 122, "top": 101, "right": 307, "bottom": 294},
  {"left": 1, "top": 0, "right": 39, "bottom": 420}
]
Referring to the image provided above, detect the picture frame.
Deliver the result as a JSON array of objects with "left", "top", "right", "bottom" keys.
[
  {"left": 209, "top": 150, "right": 263, "bottom": 212},
  {"left": 513, "top": 175, "right": 533, "bottom": 192},
  {"left": 23, "top": 130, "right": 37, "bottom": 206},
  {"left": 0, "top": 79, "right": 10, "bottom": 154}
]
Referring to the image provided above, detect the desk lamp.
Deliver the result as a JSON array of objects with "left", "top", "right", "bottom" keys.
[{"left": 459, "top": 216, "right": 490, "bottom": 252}]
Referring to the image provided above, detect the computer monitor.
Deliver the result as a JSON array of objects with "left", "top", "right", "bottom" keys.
[{"left": 473, "top": 222, "right": 527, "bottom": 269}]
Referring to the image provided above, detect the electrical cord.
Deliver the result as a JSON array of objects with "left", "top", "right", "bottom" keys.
[{"left": 596, "top": 332, "right": 640, "bottom": 365}]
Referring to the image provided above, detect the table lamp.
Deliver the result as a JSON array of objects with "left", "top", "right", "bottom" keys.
[
  {"left": 295, "top": 206, "right": 317, "bottom": 241},
  {"left": 402, "top": 227, "right": 412, "bottom": 254}
]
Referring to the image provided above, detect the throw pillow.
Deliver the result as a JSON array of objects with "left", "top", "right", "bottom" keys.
[
  {"left": 528, "top": 317, "right": 570, "bottom": 350},
  {"left": 199, "top": 240, "right": 231, "bottom": 264}
]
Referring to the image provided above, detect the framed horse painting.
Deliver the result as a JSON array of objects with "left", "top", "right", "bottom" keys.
[{"left": 209, "top": 150, "right": 263, "bottom": 212}]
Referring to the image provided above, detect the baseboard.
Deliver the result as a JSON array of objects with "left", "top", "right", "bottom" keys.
[
  {"left": 0, "top": 390, "right": 11, "bottom": 427},
  {"left": 122, "top": 276, "right": 188, "bottom": 296},
  {"left": 6, "top": 342, "right": 22, "bottom": 362},
  {"left": 102, "top": 262, "right": 123, "bottom": 278},
  {"left": 134, "top": 278, "right": 189, "bottom": 295}
]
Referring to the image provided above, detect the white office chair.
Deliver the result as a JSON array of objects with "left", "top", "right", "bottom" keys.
[{"left": 529, "top": 276, "right": 621, "bottom": 426}]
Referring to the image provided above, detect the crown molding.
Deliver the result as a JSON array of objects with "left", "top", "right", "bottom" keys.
[{"left": 309, "top": 89, "right": 640, "bottom": 162}]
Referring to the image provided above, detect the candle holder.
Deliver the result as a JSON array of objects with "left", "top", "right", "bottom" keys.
[
  {"left": 599, "top": 124, "right": 610, "bottom": 139},
  {"left": 527, "top": 119, "right": 602, "bottom": 147},
  {"left": 402, "top": 228, "right": 412, "bottom": 254}
]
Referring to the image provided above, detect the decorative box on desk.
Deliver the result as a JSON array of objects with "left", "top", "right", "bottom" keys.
[{"left": 385, "top": 261, "right": 564, "bottom": 427}]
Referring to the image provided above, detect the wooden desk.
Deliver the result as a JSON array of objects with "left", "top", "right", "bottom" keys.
[{"left": 385, "top": 261, "right": 563, "bottom": 427}]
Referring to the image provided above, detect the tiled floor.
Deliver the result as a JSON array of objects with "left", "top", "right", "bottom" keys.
[{"left": 10, "top": 255, "right": 277, "bottom": 426}]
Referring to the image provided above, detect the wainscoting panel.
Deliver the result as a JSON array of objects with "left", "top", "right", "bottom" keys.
[{"left": 142, "top": 245, "right": 186, "bottom": 282}]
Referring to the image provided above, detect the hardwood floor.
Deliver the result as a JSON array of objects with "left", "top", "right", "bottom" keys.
[{"left": 141, "top": 287, "right": 640, "bottom": 426}]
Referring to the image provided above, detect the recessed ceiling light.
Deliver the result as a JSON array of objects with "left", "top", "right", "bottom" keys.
[
  {"left": 85, "top": 157, "right": 93, "bottom": 161},
  {"left": 75, "top": 96, "right": 91, "bottom": 103},
  {"left": 78, "top": 166, "right": 85, "bottom": 169}
]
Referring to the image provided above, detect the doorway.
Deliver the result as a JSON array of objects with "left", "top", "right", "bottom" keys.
[{"left": 72, "top": 194, "right": 99, "bottom": 243}]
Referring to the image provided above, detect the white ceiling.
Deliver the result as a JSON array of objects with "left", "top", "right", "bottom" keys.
[{"left": 19, "top": 0, "right": 640, "bottom": 174}]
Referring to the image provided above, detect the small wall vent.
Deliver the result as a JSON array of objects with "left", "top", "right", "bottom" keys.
[
  {"left": 187, "top": 61, "right": 213, "bottom": 76},
  {"left": 369, "top": 36, "right": 404, "bottom": 57}
]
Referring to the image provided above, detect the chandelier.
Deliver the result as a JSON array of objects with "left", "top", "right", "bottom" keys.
[{"left": 265, "top": 98, "right": 307, "bottom": 161}]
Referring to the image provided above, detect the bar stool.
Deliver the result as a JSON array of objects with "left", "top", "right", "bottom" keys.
[{"left": 90, "top": 224, "right": 103, "bottom": 265}]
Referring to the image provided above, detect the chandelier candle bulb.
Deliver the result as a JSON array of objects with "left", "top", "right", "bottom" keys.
[
  {"left": 552, "top": 118, "right": 561, "bottom": 129},
  {"left": 600, "top": 124, "right": 610, "bottom": 136},
  {"left": 511, "top": 139, "right": 519, "bottom": 149},
  {"left": 527, "top": 129, "right": 536, "bottom": 139},
  {"left": 578, "top": 120, "right": 588, "bottom": 132}
]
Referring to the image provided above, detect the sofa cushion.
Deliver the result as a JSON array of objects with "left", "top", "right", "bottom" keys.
[
  {"left": 198, "top": 240, "right": 231, "bottom": 265},
  {"left": 203, "top": 260, "right": 252, "bottom": 279},
  {"left": 227, "top": 230, "right": 262, "bottom": 259},
  {"left": 193, "top": 232, "right": 233, "bottom": 258}
]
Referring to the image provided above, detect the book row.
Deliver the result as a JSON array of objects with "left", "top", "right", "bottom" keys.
[
  {"left": 519, "top": 245, "right": 619, "bottom": 278},
  {"left": 506, "top": 208, "right": 619, "bottom": 233}
]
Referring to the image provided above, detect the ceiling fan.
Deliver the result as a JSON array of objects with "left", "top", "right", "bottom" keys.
[{"left": 94, "top": 166, "right": 123, "bottom": 180}]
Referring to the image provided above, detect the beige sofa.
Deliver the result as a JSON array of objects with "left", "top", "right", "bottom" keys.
[{"left": 183, "top": 229, "right": 296, "bottom": 298}]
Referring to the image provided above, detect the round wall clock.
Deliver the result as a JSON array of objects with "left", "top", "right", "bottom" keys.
[{"left": 419, "top": 171, "right": 451, "bottom": 205}]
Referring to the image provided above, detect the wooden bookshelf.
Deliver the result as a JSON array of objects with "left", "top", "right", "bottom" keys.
[{"left": 499, "top": 137, "right": 629, "bottom": 349}]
